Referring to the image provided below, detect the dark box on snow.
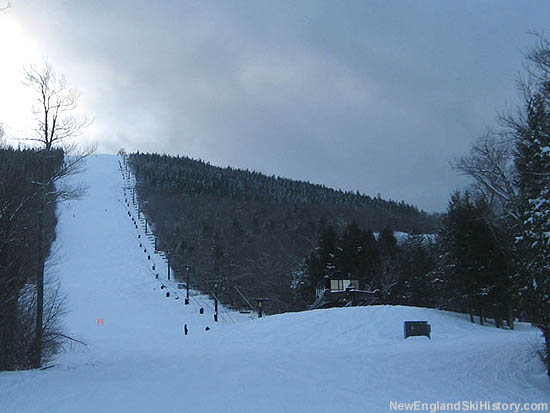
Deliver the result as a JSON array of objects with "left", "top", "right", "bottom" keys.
[{"left": 404, "top": 321, "right": 431, "bottom": 339}]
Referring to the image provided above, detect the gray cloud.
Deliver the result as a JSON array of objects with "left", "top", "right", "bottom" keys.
[{"left": 11, "top": 0, "right": 550, "bottom": 212}]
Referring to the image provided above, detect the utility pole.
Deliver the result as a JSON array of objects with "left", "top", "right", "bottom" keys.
[
  {"left": 167, "top": 252, "right": 171, "bottom": 281},
  {"left": 184, "top": 265, "right": 191, "bottom": 305},
  {"left": 145, "top": 218, "right": 148, "bottom": 234},
  {"left": 33, "top": 148, "right": 52, "bottom": 368},
  {"left": 213, "top": 282, "right": 219, "bottom": 322}
]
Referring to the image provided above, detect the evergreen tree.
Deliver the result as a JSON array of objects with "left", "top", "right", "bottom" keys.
[
  {"left": 362, "top": 229, "right": 381, "bottom": 289},
  {"left": 378, "top": 225, "right": 398, "bottom": 258},
  {"left": 290, "top": 259, "right": 315, "bottom": 307},
  {"left": 397, "top": 234, "right": 437, "bottom": 307},
  {"left": 336, "top": 222, "right": 367, "bottom": 280},
  {"left": 512, "top": 36, "right": 550, "bottom": 371},
  {"left": 318, "top": 224, "right": 338, "bottom": 282},
  {"left": 438, "top": 192, "right": 511, "bottom": 323}
]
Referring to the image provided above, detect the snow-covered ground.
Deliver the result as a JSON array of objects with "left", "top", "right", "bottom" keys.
[{"left": 1, "top": 154, "right": 548, "bottom": 412}]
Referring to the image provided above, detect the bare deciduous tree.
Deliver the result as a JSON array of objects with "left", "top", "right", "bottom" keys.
[
  {"left": 24, "top": 61, "right": 91, "bottom": 151},
  {"left": 23, "top": 60, "right": 93, "bottom": 368},
  {"left": 453, "top": 133, "right": 520, "bottom": 223}
]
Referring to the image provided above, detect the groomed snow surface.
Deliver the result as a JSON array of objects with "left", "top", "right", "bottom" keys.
[{"left": 1, "top": 155, "right": 548, "bottom": 413}]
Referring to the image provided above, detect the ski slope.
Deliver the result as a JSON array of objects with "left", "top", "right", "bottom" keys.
[{"left": 0, "top": 154, "right": 549, "bottom": 413}]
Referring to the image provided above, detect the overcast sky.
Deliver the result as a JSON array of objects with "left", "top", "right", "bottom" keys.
[{"left": 1, "top": 1, "right": 549, "bottom": 212}]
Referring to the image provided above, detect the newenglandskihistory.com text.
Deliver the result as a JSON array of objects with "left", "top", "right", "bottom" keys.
[{"left": 389, "top": 400, "right": 548, "bottom": 412}]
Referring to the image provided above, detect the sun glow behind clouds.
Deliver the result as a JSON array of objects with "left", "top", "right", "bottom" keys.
[{"left": 0, "top": 13, "right": 40, "bottom": 143}]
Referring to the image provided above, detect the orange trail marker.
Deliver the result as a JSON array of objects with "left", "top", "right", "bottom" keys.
[{"left": 97, "top": 318, "right": 104, "bottom": 326}]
